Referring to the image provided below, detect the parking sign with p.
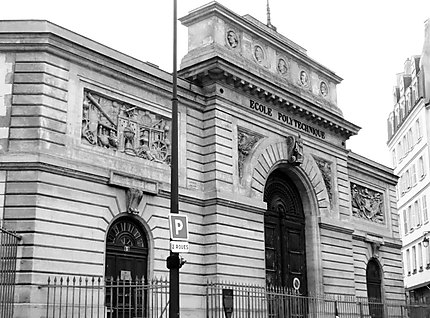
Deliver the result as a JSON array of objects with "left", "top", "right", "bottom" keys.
[{"left": 168, "top": 214, "right": 189, "bottom": 241}]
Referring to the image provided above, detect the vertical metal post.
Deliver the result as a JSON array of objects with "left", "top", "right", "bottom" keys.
[{"left": 168, "top": 1, "right": 180, "bottom": 318}]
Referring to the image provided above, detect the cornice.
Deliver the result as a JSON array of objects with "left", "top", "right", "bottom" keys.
[
  {"left": 352, "top": 233, "right": 402, "bottom": 249},
  {"left": 0, "top": 21, "right": 207, "bottom": 109},
  {"left": 0, "top": 161, "right": 109, "bottom": 184},
  {"left": 158, "top": 189, "right": 266, "bottom": 215},
  {"left": 0, "top": 160, "right": 267, "bottom": 214},
  {"left": 180, "top": 57, "right": 360, "bottom": 139},
  {"left": 318, "top": 221, "right": 354, "bottom": 235}
]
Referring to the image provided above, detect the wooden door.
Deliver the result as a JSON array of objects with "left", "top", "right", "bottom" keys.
[
  {"left": 264, "top": 171, "right": 307, "bottom": 295},
  {"left": 367, "top": 258, "right": 383, "bottom": 318}
]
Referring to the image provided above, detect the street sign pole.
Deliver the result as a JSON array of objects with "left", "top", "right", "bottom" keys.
[{"left": 168, "top": 1, "right": 180, "bottom": 318}]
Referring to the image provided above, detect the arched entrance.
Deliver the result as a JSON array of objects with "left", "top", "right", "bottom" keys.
[
  {"left": 264, "top": 170, "right": 307, "bottom": 295},
  {"left": 367, "top": 258, "right": 383, "bottom": 318},
  {"left": 105, "top": 217, "right": 149, "bottom": 280},
  {"left": 105, "top": 217, "right": 149, "bottom": 317}
]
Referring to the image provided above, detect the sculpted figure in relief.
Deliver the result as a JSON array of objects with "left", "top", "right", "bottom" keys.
[
  {"left": 320, "top": 81, "right": 328, "bottom": 97},
  {"left": 277, "top": 58, "right": 288, "bottom": 75},
  {"left": 254, "top": 46, "right": 264, "bottom": 63},
  {"left": 126, "top": 188, "right": 144, "bottom": 214},
  {"left": 315, "top": 158, "right": 333, "bottom": 205},
  {"left": 351, "top": 183, "right": 384, "bottom": 223},
  {"left": 299, "top": 70, "right": 309, "bottom": 87},
  {"left": 81, "top": 90, "right": 171, "bottom": 164},
  {"left": 226, "top": 30, "right": 238, "bottom": 48}
]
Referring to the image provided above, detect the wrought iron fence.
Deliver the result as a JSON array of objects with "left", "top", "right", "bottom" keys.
[
  {"left": 45, "top": 277, "right": 169, "bottom": 318},
  {"left": 206, "top": 281, "right": 428, "bottom": 318},
  {"left": 0, "top": 223, "right": 21, "bottom": 318}
]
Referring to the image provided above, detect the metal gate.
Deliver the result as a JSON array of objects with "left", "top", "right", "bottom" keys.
[{"left": 0, "top": 224, "right": 21, "bottom": 318}]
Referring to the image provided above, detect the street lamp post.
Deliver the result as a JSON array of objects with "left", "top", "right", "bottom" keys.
[
  {"left": 167, "top": 1, "right": 181, "bottom": 318},
  {"left": 423, "top": 231, "right": 430, "bottom": 248}
]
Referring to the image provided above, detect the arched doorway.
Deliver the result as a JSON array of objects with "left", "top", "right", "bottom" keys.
[
  {"left": 105, "top": 217, "right": 149, "bottom": 280},
  {"left": 367, "top": 258, "right": 383, "bottom": 318},
  {"left": 105, "top": 217, "right": 149, "bottom": 317},
  {"left": 264, "top": 170, "right": 307, "bottom": 295}
]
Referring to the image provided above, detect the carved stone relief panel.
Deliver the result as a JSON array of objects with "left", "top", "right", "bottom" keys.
[
  {"left": 314, "top": 157, "right": 332, "bottom": 205},
  {"left": 81, "top": 90, "right": 171, "bottom": 164},
  {"left": 286, "top": 134, "right": 303, "bottom": 166},
  {"left": 226, "top": 29, "right": 239, "bottom": 49},
  {"left": 351, "top": 183, "right": 384, "bottom": 224},
  {"left": 253, "top": 44, "right": 265, "bottom": 64},
  {"left": 238, "top": 128, "right": 263, "bottom": 178}
]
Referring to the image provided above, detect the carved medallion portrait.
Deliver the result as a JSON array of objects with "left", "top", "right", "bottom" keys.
[
  {"left": 254, "top": 45, "right": 265, "bottom": 63},
  {"left": 277, "top": 58, "right": 288, "bottom": 75},
  {"left": 299, "top": 70, "right": 309, "bottom": 87},
  {"left": 226, "top": 30, "right": 239, "bottom": 48},
  {"left": 320, "top": 81, "right": 328, "bottom": 97}
]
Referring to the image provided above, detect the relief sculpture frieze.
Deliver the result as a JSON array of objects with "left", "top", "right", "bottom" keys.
[
  {"left": 351, "top": 183, "right": 384, "bottom": 224},
  {"left": 81, "top": 91, "right": 171, "bottom": 164}
]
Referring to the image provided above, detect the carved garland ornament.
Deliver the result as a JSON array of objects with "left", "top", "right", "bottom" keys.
[
  {"left": 238, "top": 130, "right": 262, "bottom": 178},
  {"left": 81, "top": 91, "right": 171, "bottom": 164},
  {"left": 315, "top": 158, "right": 332, "bottom": 205},
  {"left": 351, "top": 183, "right": 384, "bottom": 223}
]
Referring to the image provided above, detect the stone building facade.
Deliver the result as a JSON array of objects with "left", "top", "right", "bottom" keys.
[{"left": 0, "top": 2, "right": 403, "bottom": 317}]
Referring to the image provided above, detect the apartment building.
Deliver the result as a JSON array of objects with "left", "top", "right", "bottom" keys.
[{"left": 387, "top": 19, "right": 430, "bottom": 303}]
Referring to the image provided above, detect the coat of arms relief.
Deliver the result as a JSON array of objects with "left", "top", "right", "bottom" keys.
[
  {"left": 351, "top": 183, "right": 384, "bottom": 223},
  {"left": 81, "top": 91, "right": 172, "bottom": 164}
]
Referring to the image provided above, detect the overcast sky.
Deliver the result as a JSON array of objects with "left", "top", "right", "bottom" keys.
[{"left": 2, "top": 0, "right": 430, "bottom": 167}]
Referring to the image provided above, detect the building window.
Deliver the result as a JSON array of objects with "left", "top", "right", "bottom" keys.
[
  {"left": 408, "top": 205, "right": 413, "bottom": 230},
  {"left": 416, "top": 119, "right": 422, "bottom": 141},
  {"left": 403, "top": 209, "right": 408, "bottom": 234},
  {"left": 427, "top": 245, "right": 430, "bottom": 269},
  {"left": 397, "top": 142, "right": 403, "bottom": 160},
  {"left": 406, "top": 170, "right": 411, "bottom": 191},
  {"left": 392, "top": 149, "right": 397, "bottom": 168},
  {"left": 403, "top": 135, "right": 408, "bottom": 156},
  {"left": 399, "top": 174, "right": 403, "bottom": 196},
  {"left": 418, "top": 156, "right": 426, "bottom": 179},
  {"left": 415, "top": 199, "right": 422, "bottom": 227},
  {"left": 412, "top": 246, "right": 417, "bottom": 274},
  {"left": 412, "top": 164, "right": 417, "bottom": 186},
  {"left": 423, "top": 195, "right": 428, "bottom": 223},
  {"left": 408, "top": 128, "right": 413, "bottom": 152},
  {"left": 406, "top": 249, "right": 411, "bottom": 275},
  {"left": 419, "top": 243, "right": 423, "bottom": 271}
]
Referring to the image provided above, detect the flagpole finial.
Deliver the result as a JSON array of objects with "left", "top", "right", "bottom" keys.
[{"left": 266, "top": 0, "right": 277, "bottom": 31}]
